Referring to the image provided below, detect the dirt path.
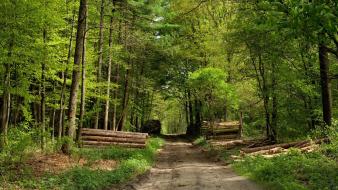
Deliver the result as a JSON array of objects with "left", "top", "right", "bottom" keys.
[{"left": 121, "top": 138, "right": 262, "bottom": 190}]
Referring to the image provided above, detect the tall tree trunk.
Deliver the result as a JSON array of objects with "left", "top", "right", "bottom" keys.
[
  {"left": 104, "top": 16, "right": 114, "bottom": 130},
  {"left": 118, "top": 69, "right": 130, "bottom": 131},
  {"left": 41, "top": 28, "right": 47, "bottom": 150},
  {"left": 13, "top": 97, "right": 21, "bottom": 127},
  {"left": 194, "top": 100, "right": 201, "bottom": 135},
  {"left": 51, "top": 82, "right": 56, "bottom": 142},
  {"left": 134, "top": 59, "right": 144, "bottom": 132},
  {"left": 117, "top": 16, "right": 130, "bottom": 131},
  {"left": 319, "top": 44, "right": 332, "bottom": 126},
  {"left": 186, "top": 91, "right": 194, "bottom": 135},
  {"left": 270, "top": 63, "right": 277, "bottom": 141},
  {"left": 300, "top": 44, "right": 316, "bottom": 129},
  {"left": 94, "top": 0, "right": 105, "bottom": 129},
  {"left": 0, "top": 38, "right": 13, "bottom": 148},
  {"left": 112, "top": 64, "right": 119, "bottom": 131},
  {"left": 62, "top": 0, "right": 87, "bottom": 154},
  {"left": 185, "top": 100, "right": 189, "bottom": 127},
  {"left": 59, "top": 8, "right": 76, "bottom": 139},
  {"left": 112, "top": 20, "right": 122, "bottom": 131},
  {"left": 77, "top": 7, "right": 88, "bottom": 142}
]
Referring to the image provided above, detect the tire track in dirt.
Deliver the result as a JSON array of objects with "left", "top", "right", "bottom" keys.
[{"left": 119, "top": 138, "right": 262, "bottom": 190}]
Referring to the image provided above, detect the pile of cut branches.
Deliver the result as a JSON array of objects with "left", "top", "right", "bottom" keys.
[{"left": 239, "top": 138, "right": 329, "bottom": 158}]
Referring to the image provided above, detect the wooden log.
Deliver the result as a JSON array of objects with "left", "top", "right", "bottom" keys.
[
  {"left": 247, "top": 147, "right": 286, "bottom": 156},
  {"left": 81, "top": 129, "right": 148, "bottom": 139},
  {"left": 81, "top": 135, "right": 146, "bottom": 144},
  {"left": 82, "top": 144, "right": 145, "bottom": 149},
  {"left": 261, "top": 153, "right": 285, "bottom": 159},
  {"left": 217, "top": 121, "right": 240, "bottom": 127},
  {"left": 209, "top": 139, "right": 259, "bottom": 148},
  {"left": 212, "top": 131, "right": 239, "bottom": 137},
  {"left": 242, "top": 138, "right": 329, "bottom": 154},
  {"left": 81, "top": 131, "right": 146, "bottom": 139},
  {"left": 211, "top": 128, "right": 239, "bottom": 133},
  {"left": 82, "top": 128, "right": 148, "bottom": 137},
  {"left": 300, "top": 145, "right": 319, "bottom": 153},
  {"left": 247, "top": 139, "right": 273, "bottom": 148},
  {"left": 214, "top": 125, "right": 240, "bottom": 129},
  {"left": 212, "top": 126, "right": 240, "bottom": 131},
  {"left": 241, "top": 141, "right": 305, "bottom": 153},
  {"left": 294, "top": 138, "right": 329, "bottom": 148},
  {"left": 203, "top": 121, "right": 240, "bottom": 128},
  {"left": 210, "top": 134, "right": 238, "bottom": 140},
  {"left": 82, "top": 140, "right": 146, "bottom": 148}
]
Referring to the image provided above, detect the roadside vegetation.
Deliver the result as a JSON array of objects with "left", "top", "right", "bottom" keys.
[
  {"left": 191, "top": 121, "right": 337, "bottom": 190},
  {"left": 233, "top": 143, "right": 338, "bottom": 190},
  {"left": 232, "top": 128, "right": 338, "bottom": 190},
  {"left": 0, "top": 136, "right": 164, "bottom": 190}
]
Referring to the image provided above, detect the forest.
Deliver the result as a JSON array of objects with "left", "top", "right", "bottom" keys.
[{"left": 0, "top": 0, "right": 337, "bottom": 189}]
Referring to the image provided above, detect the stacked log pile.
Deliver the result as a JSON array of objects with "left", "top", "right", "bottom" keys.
[
  {"left": 201, "top": 121, "right": 242, "bottom": 140},
  {"left": 81, "top": 128, "right": 148, "bottom": 148},
  {"left": 208, "top": 139, "right": 265, "bottom": 149}
]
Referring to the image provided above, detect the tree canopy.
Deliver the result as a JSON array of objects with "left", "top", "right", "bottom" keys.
[{"left": 0, "top": 0, "right": 337, "bottom": 150}]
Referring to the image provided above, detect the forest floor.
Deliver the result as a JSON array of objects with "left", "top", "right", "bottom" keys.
[{"left": 119, "top": 137, "right": 262, "bottom": 190}]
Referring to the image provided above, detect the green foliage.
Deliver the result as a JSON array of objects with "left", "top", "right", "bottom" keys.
[
  {"left": 188, "top": 67, "right": 238, "bottom": 120},
  {"left": 0, "top": 137, "right": 164, "bottom": 190},
  {"left": 160, "top": 98, "right": 187, "bottom": 134},
  {"left": 233, "top": 148, "right": 338, "bottom": 190},
  {"left": 189, "top": 67, "right": 233, "bottom": 101},
  {"left": 193, "top": 136, "right": 208, "bottom": 147},
  {"left": 0, "top": 127, "right": 36, "bottom": 164}
]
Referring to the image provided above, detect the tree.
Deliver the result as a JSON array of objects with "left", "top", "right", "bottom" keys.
[
  {"left": 104, "top": 13, "right": 114, "bottom": 130},
  {"left": 62, "top": 0, "right": 88, "bottom": 154},
  {"left": 94, "top": 0, "right": 105, "bottom": 129}
]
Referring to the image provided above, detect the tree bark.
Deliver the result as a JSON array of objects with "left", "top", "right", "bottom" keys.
[
  {"left": 117, "top": 16, "right": 130, "bottom": 131},
  {"left": 270, "top": 63, "right": 277, "bottom": 141},
  {"left": 41, "top": 28, "right": 47, "bottom": 150},
  {"left": 112, "top": 20, "right": 122, "bottom": 131},
  {"left": 112, "top": 64, "right": 119, "bottom": 131},
  {"left": 118, "top": 69, "right": 130, "bottom": 131},
  {"left": 0, "top": 38, "right": 13, "bottom": 148},
  {"left": 186, "top": 90, "right": 194, "bottom": 136},
  {"left": 77, "top": 7, "right": 88, "bottom": 142},
  {"left": 59, "top": 8, "right": 76, "bottom": 139},
  {"left": 104, "top": 16, "right": 114, "bottom": 130},
  {"left": 194, "top": 100, "right": 201, "bottom": 135},
  {"left": 319, "top": 44, "right": 332, "bottom": 126},
  {"left": 94, "top": 0, "right": 105, "bottom": 129},
  {"left": 185, "top": 100, "right": 190, "bottom": 127},
  {"left": 51, "top": 107, "right": 56, "bottom": 142},
  {"left": 62, "top": 0, "right": 87, "bottom": 154}
]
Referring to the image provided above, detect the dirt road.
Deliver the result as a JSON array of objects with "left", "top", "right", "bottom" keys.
[{"left": 121, "top": 138, "right": 262, "bottom": 190}]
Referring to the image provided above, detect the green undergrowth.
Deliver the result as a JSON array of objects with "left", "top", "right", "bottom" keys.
[
  {"left": 193, "top": 136, "right": 209, "bottom": 147},
  {"left": 232, "top": 135, "right": 338, "bottom": 190},
  {"left": 0, "top": 137, "right": 164, "bottom": 190}
]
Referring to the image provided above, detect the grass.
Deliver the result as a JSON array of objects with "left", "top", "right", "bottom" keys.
[
  {"left": 192, "top": 136, "right": 208, "bottom": 147},
  {"left": 232, "top": 141, "right": 338, "bottom": 190},
  {"left": 193, "top": 127, "right": 338, "bottom": 190},
  {"left": 0, "top": 137, "right": 164, "bottom": 190}
]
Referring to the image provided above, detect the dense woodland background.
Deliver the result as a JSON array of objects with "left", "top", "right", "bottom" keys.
[{"left": 0, "top": 0, "right": 337, "bottom": 151}]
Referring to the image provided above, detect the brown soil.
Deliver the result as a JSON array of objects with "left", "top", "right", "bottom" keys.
[
  {"left": 26, "top": 153, "right": 117, "bottom": 177},
  {"left": 26, "top": 153, "right": 86, "bottom": 176},
  {"left": 119, "top": 138, "right": 262, "bottom": 190}
]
